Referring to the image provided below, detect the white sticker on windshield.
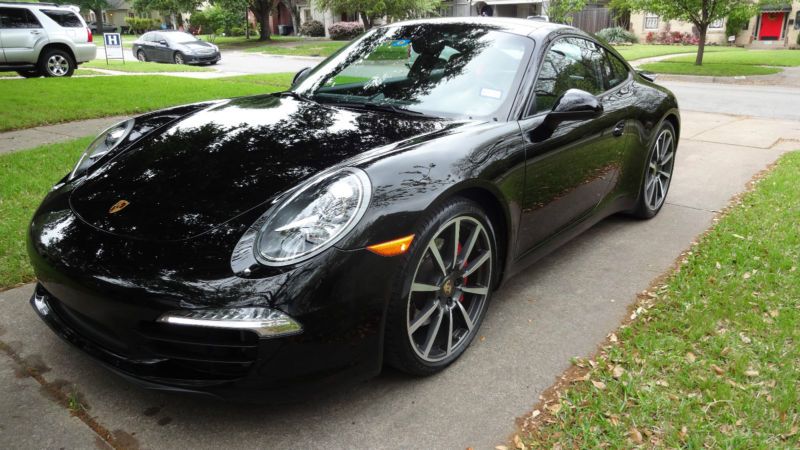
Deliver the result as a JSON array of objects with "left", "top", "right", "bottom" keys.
[{"left": 480, "top": 88, "right": 502, "bottom": 99}]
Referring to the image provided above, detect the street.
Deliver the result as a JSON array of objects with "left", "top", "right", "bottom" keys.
[{"left": 1, "top": 72, "right": 799, "bottom": 448}]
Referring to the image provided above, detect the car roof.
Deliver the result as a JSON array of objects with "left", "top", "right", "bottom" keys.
[
  {"left": 0, "top": 1, "right": 78, "bottom": 10},
  {"left": 383, "top": 17, "right": 574, "bottom": 39}
]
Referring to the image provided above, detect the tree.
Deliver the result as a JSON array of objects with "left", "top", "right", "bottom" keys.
[
  {"left": 133, "top": 0, "right": 203, "bottom": 28},
  {"left": 608, "top": 0, "right": 634, "bottom": 29},
  {"left": 56, "top": 0, "right": 108, "bottom": 36},
  {"left": 628, "top": 0, "right": 756, "bottom": 65},
  {"left": 545, "top": 0, "right": 588, "bottom": 25},
  {"left": 283, "top": 0, "right": 302, "bottom": 37},
  {"left": 315, "top": 0, "right": 441, "bottom": 30},
  {"left": 247, "top": 0, "right": 276, "bottom": 40}
]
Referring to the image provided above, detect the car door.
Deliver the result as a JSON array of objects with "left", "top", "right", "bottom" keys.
[
  {"left": 0, "top": 7, "right": 46, "bottom": 64},
  {"left": 150, "top": 32, "right": 171, "bottom": 62},
  {"left": 515, "top": 36, "right": 630, "bottom": 256}
]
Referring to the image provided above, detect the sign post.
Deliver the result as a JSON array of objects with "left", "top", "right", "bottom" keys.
[{"left": 103, "top": 32, "right": 125, "bottom": 65}]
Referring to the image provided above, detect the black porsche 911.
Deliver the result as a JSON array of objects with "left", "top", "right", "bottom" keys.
[{"left": 28, "top": 18, "right": 679, "bottom": 400}]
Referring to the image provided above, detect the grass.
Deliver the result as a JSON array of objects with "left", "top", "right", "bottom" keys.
[
  {"left": 249, "top": 40, "right": 347, "bottom": 57},
  {"left": 82, "top": 59, "right": 213, "bottom": 72},
  {"left": 666, "top": 50, "right": 800, "bottom": 67},
  {"left": 0, "top": 69, "right": 99, "bottom": 78},
  {"left": 0, "top": 73, "right": 293, "bottom": 132},
  {"left": 0, "top": 137, "right": 91, "bottom": 288},
  {"left": 521, "top": 151, "right": 800, "bottom": 448},
  {"left": 638, "top": 61, "right": 782, "bottom": 77},
  {"left": 613, "top": 44, "right": 743, "bottom": 62}
]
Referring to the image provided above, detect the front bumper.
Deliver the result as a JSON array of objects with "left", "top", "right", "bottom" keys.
[
  {"left": 27, "top": 188, "right": 399, "bottom": 401},
  {"left": 184, "top": 52, "right": 221, "bottom": 64}
]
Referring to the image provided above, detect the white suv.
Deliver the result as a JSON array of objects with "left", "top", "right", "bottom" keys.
[{"left": 0, "top": 2, "right": 96, "bottom": 77}]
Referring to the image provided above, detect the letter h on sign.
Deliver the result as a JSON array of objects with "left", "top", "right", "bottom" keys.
[{"left": 105, "top": 34, "right": 120, "bottom": 46}]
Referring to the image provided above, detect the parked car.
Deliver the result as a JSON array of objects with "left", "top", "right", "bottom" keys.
[
  {"left": 131, "top": 30, "right": 220, "bottom": 65},
  {"left": 0, "top": 2, "right": 96, "bottom": 77},
  {"left": 28, "top": 18, "right": 679, "bottom": 401},
  {"left": 86, "top": 20, "right": 116, "bottom": 34}
]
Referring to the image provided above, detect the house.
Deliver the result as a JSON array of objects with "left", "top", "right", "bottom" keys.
[
  {"left": 442, "top": 1, "right": 614, "bottom": 33},
  {"left": 629, "top": 2, "right": 800, "bottom": 49},
  {"left": 81, "top": 0, "right": 163, "bottom": 33}
]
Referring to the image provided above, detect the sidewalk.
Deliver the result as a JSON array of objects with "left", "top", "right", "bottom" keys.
[{"left": 0, "top": 116, "right": 127, "bottom": 155}]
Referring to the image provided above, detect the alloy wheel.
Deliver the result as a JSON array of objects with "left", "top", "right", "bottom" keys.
[
  {"left": 137, "top": 50, "right": 146, "bottom": 62},
  {"left": 174, "top": 53, "right": 184, "bottom": 64},
  {"left": 406, "top": 216, "right": 492, "bottom": 363},
  {"left": 47, "top": 55, "right": 69, "bottom": 76},
  {"left": 644, "top": 128, "right": 675, "bottom": 211}
]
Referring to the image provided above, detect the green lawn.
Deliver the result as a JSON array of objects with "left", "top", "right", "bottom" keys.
[
  {"left": 198, "top": 34, "right": 307, "bottom": 49},
  {"left": 82, "top": 59, "right": 213, "bottom": 73},
  {"left": 0, "top": 137, "right": 92, "bottom": 288},
  {"left": 613, "top": 44, "right": 743, "bottom": 62},
  {"left": 638, "top": 61, "right": 781, "bottom": 77},
  {"left": 248, "top": 40, "right": 348, "bottom": 57},
  {"left": 0, "top": 69, "right": 99, "bottom": 78},
  {"left": 666, "top": 50, "right": 800, "bottom": 67},
  {"left": 0, "top": 73, "right": 293, "bottom": 132},
  {"left": 522, "top": 151, "right": 800, "bottom": 448}
]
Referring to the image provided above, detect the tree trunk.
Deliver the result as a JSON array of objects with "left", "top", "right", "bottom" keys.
[
  {"left": 358, "top": 11, "right": 372, "bottom": 29},
  {"left": 92, "top": 8, "right": 104, "bottom": 36},
  {"left": 289, "top": 6, "right": 300, "bottom": 35},
  {"left": 695, "top": 25, "right": 708, "bottom": 65},
  {"left": 259, "top": 9, "right": 271, "bottom": 40}
]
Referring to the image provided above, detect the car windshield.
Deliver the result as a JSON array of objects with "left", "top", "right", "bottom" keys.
[
  {"left": 294, "top": 24, "right": 533, "bottom": 120},
  {"left": 168, "top": 32, "right": 199, "bottom": 44}
]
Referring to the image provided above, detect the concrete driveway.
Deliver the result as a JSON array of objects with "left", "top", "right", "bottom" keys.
[{"left": 2, "top": 85, "right": 799, "bottom": 449}]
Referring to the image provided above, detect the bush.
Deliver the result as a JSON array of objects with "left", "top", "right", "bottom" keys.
[
  {"left": 228, "top": 26, "right": 245, "bottom": 36},
  {"left": 327, "top": 21, "right": 364, "bottom": 40},
  {"left": 643, "top": 24, "right": 699, "bottom": 45},
  {"left": 299, "top": 19, "right": 325, "bottom": 37},
  {"left": 596, "top": 26, "right": 638, "bottom": 44},
  {"left": 126, "top": 17, "right": 160, "bottom": 35}
]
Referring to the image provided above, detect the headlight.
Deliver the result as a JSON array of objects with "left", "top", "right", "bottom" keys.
[
  {"left": 70, "top": 119, "right": 134, "bottom": 180},
  {"left": 255, "top": 168, "right": 371, "bottom": 266}
]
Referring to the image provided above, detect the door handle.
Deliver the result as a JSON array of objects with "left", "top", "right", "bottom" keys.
[
  {"left": 612, "top": 121, "right": 625, "bottom": 137},
  {"left": 30, "top": 30, "right": 41, "bottom": 34}
]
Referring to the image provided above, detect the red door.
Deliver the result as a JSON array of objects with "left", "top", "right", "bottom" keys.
[{"left": 760, "top": 12, "right": 784, "bottom": 40}]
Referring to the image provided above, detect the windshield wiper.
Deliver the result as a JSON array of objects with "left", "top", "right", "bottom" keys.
[
  {"left": 362, "top": 102, "right": 431, "bottom": 117},
  {"left": 278, "top": 91, "right": 311, "bottom": 101}
]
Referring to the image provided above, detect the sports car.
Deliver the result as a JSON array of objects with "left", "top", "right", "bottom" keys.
[{"left": 28, "top": 17, "right": 679, "bottom": 401}]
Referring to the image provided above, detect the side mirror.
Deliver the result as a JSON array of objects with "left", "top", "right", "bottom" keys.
[
  {"left": 159, "top": 40, "right": 168, "bottom": 46},
  {"left": 546, "top": 89, "right": 603, "bottom": 125},
  {"left": 292, "top": 67, "right": 311, "bottom": 86}
]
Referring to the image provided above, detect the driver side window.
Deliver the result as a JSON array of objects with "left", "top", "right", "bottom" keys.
[{"left": 531, "top": 37, "right": 605, "bottom": 115}]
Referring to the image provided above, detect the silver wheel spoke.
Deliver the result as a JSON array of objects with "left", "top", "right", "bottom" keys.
[
  {"left": 409, "top": 301, "right": 438, "bottom": 334},
  {"left": 411, "top": 282, "right": 439, "bottom": 293},
  {"left": 451, "top": 219, "right": 460, "bottom": 269},
  {"left": 455, "top": 300, "right": 474, "bottom": 331},
  {"left": 660, "top": 150, "right": 674, "bottom": 166},
  {"left": 422, "top": 308, "right": 443, "bottom": 358},
  {"left": 428, "top": 242, "right": 448, "bottom": 276},
  {"left": 461, "top": 286, "right": 488, "bottom": 296},
  {"left": 446, "top": 309, "right": 454, "bottom": 356},
  {"left": 462, "top": 251, "right": 490, "bottom": 278},
  {"left": 658, "top": 170, "right": 671, "bottom": 180},
  {"left": 460, "top": 226, "right": 480, "bottom": 270}
]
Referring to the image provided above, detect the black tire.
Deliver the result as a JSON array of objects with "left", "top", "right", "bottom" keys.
[
  {"left": 16, "top": 69, "right": 41, "bottom": 78},
  {"left": 173, "top": 52, "right": 185, "bottom": 64},
  {"left": 631, "top": 121, "right": 677, "bottom": 219},
  {"left": 136, "top": 49, "right": 147, "bottom": 62},
  {"left": 39, "top": 49, "right": 75, "bottom": 77},
  {"left": 384, "top": 197, "right": 497, "bottom": 376}
]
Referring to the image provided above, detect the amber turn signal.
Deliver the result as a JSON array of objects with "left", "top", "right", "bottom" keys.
[{"left": 367, "top": 234, "right": 415, "bottom": 257}]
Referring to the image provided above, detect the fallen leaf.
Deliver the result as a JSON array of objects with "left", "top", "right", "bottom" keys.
[
  {"left": 720, "top": 347, "right": 731, "bottom": 356},
  {"left": 609, "top": 333, "right": 618, "bottom": 343},
  {"left": 711, "top": 364, "right": 725, "bottom": 375},
  {"left": 715, "top": 262, "right": 722, "bottom": 270},
  {"left": 655, "top": 380, "right": 669, "bottom": 387},
  {"left": 530, "top": 409, "right": 541, "bottom": 418},
  {"left": 743, "top": 272, "right": 751, "bottom": 280},
  {"left": 571, "top": 373, "right": 590, "bottom": 383},
  {"left": 612, "top": 366, "right": 626, "bottom": 379},
  {"left": 769, "top": 309, "right": 779, "bottom": 318},
  {"left": 547, "top": 403, "right": 562, "bottom": 415},
  {"left": 679, "top": 426, "right": 688, "bottom": 441},
  {"left": 745, "top": 369, "right": 759, "bottom": 377},
  {"left": 480, "top": 336, "right": 486, "bottom": 342},
  {"left": 629, "top": 427, "right": 643, "bottom": 444},
  {"left": 732, "top": 233, "right": 745, "bottom": 240},
  {"left": 513, "top": 434, "right": 525, "bottom": 450},
  {"left": 740, "top": 333, "right": 752, "bottom": 344},
  {"left": 592, "top": 380, "right": 607, "bottom": 390},
  {"left": 686, "top": 352, "right": 696, "bottom": 363}
]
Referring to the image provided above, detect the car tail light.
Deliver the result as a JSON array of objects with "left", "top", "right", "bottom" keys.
[{"left": 87, "top": 27, "right": 93, "bottom": 43}]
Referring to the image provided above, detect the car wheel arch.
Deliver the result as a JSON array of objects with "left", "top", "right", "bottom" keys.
[
  {"left": 39, "top": 43, "right": 76, "bottom": 65},
  {"left": 424, "top": 182, "right": 513, "bottom": 289}
]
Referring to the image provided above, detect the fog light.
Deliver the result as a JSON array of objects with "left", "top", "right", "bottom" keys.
[
  {"left": 157, "top": 307, "right": 302, "bottom": 338},
  {"left": 33, "top": 293, "right": 50, "bottom": 316}
]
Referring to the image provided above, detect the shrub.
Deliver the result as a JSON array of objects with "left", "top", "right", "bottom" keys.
[
  {"left": 126, "top": 17, "right": 160, "bottom": 35},
  {"left": 228, "top": 26, "right": 245, "bottom": 36},
  {"left": 299, "top": 19, "right": 325, "bottom": 37},
  {"left": 596, "top": 26, "right": 638, "bottom": 44},
  {"left": 328, "top": 21, "right": 364, "bottom": 40}
]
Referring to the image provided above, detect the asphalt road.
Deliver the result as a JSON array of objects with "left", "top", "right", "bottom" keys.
[
  {"left": 660, "top": 80, "right": 800, "bottom": 121},
  {"left": 2, "top": 107, "right": 798, "bottom": 448}
]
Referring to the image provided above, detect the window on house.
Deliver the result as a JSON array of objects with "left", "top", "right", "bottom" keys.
[
  {"left": 709, "top": 19, "right": 723, "bottom": 29},
  {"left": 644, "top": 13, "right": 659, "bottom": 29},
  {"left": 796, "top": 11, "right": 800, "bottom": 29}
]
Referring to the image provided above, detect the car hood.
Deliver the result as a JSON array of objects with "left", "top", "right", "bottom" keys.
[
  {"left": 180, "top": 41, "right": 216, "bottom": 51},
  {"left": 69, "top": 95, "right": 447, "bottom": 241}
]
